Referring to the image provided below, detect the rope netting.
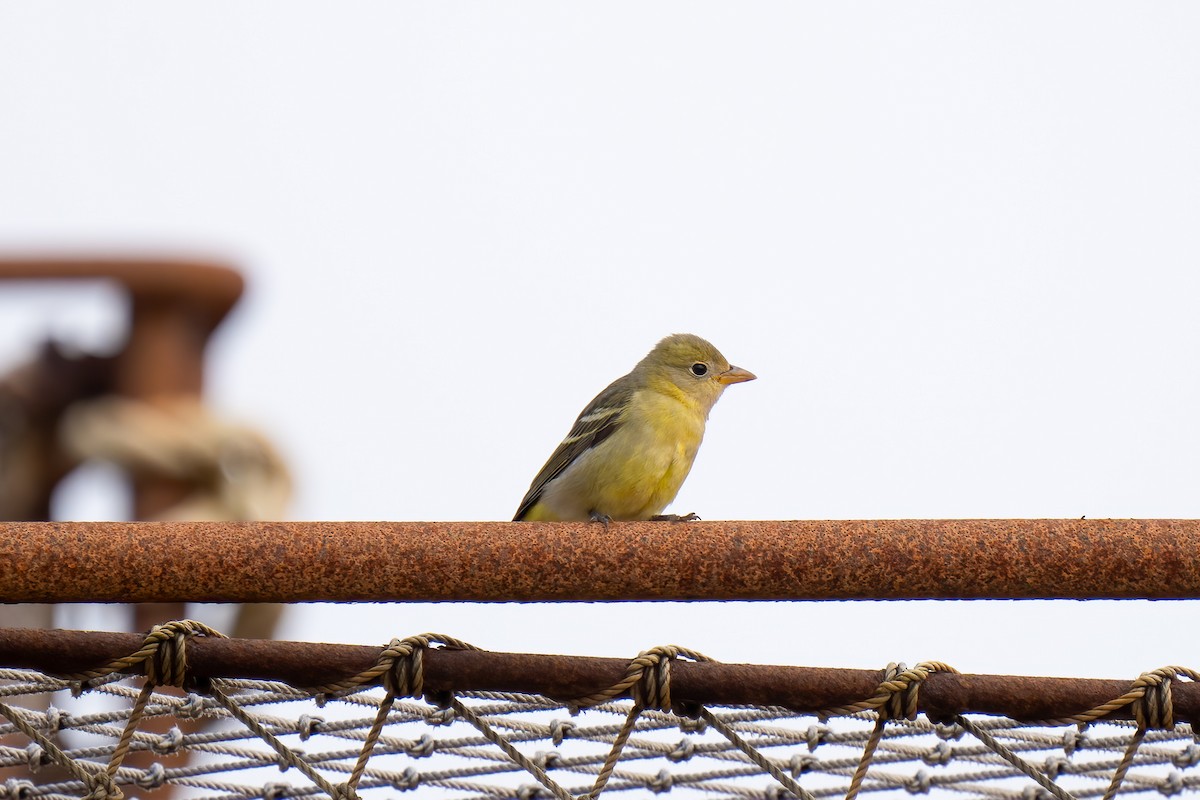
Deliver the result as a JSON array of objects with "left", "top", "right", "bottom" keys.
[{"left": 2, "top": 622, "right": 1198, "bottom": 800}]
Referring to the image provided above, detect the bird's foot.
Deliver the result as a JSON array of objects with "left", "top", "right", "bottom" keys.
[
  {"left": 589, "top": 511, "right": 613, "bottom": 530},
  {"left": 650, "top": 512, "right": 701, "bottom": 522}
]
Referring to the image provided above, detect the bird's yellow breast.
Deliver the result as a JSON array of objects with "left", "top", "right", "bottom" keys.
[{"left": 534, "top": 386, "right": 707, "bottom": 521}]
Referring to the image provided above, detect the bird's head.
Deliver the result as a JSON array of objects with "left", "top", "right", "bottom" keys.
[{"left": 636, "top": 333, "right": 756, "bottom": 412}]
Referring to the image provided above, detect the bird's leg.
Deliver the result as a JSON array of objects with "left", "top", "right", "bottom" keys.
[
  {"left": 589, "top": 511, "right": 613, "bottom": 529},
  {"left": 651, "top": 512, "right": 701, "bottom": 522}
]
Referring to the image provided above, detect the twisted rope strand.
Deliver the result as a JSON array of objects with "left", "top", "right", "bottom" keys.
[
  {"left": 103, "top": 682, "right": 154, "bottom": 783},
  {"left": 846, "top": 662, "right": 919, "bottom": 800},
  {"left": 572, "top": 645, "right": 713, "bottom": 710},
  {"left": 821, "top": 661, "right": 960, "bottom": 718},
  {"left": 700, "top": 707, "right": 818, "bottom": 800},
  {"left": 955, "top": 714, "right": 1076, "bottom": 800},
  {"left": 340, "top": 688, "right": 398, "bottom": 797},
  {"left": 1097, "top": 667, "right": 1197, "bottom": 800},
  {"left": 208, "top": 679, "right": 349, "bottom": 799},
  {"left": 583, "top": 702, "right": 643, "bottom": 800},
  {"left": 60, "top": 619, "right": 226, "bottom": 685},
  {"left": 312, "top": 633, "right": 481, "bottom": 697},
  {"left": 0, "top": 698, "right": 121, "bottom": 798},
  {"left": 1045, "top": 666, "right": 1200, "bottom": 727},
  {"left": 448, "top": 695, "right": 576, "bottom": 800}
]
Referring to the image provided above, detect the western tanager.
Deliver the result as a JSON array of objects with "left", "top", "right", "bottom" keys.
[{"left": 514, "top": 333, "right": 755, "bottom": 522}]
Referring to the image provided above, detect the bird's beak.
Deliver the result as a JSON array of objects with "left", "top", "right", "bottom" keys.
[{"left": 717, "top": 365, "right": 756, "bottom": 385}]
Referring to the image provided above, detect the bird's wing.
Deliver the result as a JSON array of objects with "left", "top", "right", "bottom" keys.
[{"left": 513, "top": 376, "right": 633, "bottom": 521}]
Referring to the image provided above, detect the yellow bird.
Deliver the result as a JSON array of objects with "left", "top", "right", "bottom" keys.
[{"left": 514, "top": 333, "right": 756, "bottom": 522}]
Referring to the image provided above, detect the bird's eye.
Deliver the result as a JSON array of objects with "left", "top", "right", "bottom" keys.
[{"left": 690, "top": 362, "right": 708, "bottom": 377}]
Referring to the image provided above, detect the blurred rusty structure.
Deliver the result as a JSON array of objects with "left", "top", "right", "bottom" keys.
[
  {"left": 1, "top": 625, "right": 1197, "bottom": 725},
  {"left": 0, "top": 258, "right": 243, "bottom": 522},
  {"left": 2, "top": 518, "right": 1200, "bottom": 603}
]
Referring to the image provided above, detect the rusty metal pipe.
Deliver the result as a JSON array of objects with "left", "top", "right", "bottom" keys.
[
  {"left": 0, "top": 258, "right": 244, "bottom": 334},
  {"left": 0, "top": 627, "right": 1194, "bottom": 723},
  {"left": 2, "top": 519, "right": 1200, "bottom": 603}
]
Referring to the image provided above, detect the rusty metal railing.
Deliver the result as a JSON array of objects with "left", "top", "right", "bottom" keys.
[
  {"left": 2, "top": 519, "right": 1199, "bottom": 603},
  {"left": 1, "top": 626, "right": 1197, "bottom": 724}
]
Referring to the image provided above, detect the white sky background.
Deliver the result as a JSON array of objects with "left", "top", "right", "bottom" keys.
[{"left": 2, "top": 4, "right": 1199, "bottom": 679}]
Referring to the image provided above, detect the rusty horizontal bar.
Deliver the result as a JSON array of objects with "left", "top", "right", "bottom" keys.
[
  {"left": 2, "top": 520, "right": 1200, "bottom": 603},
  {"left": 0, "top": 626, "right": 1193, "bottom": 724},
  {"left": 0, "top": 257, "right": 244, "bottom": 331}
]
